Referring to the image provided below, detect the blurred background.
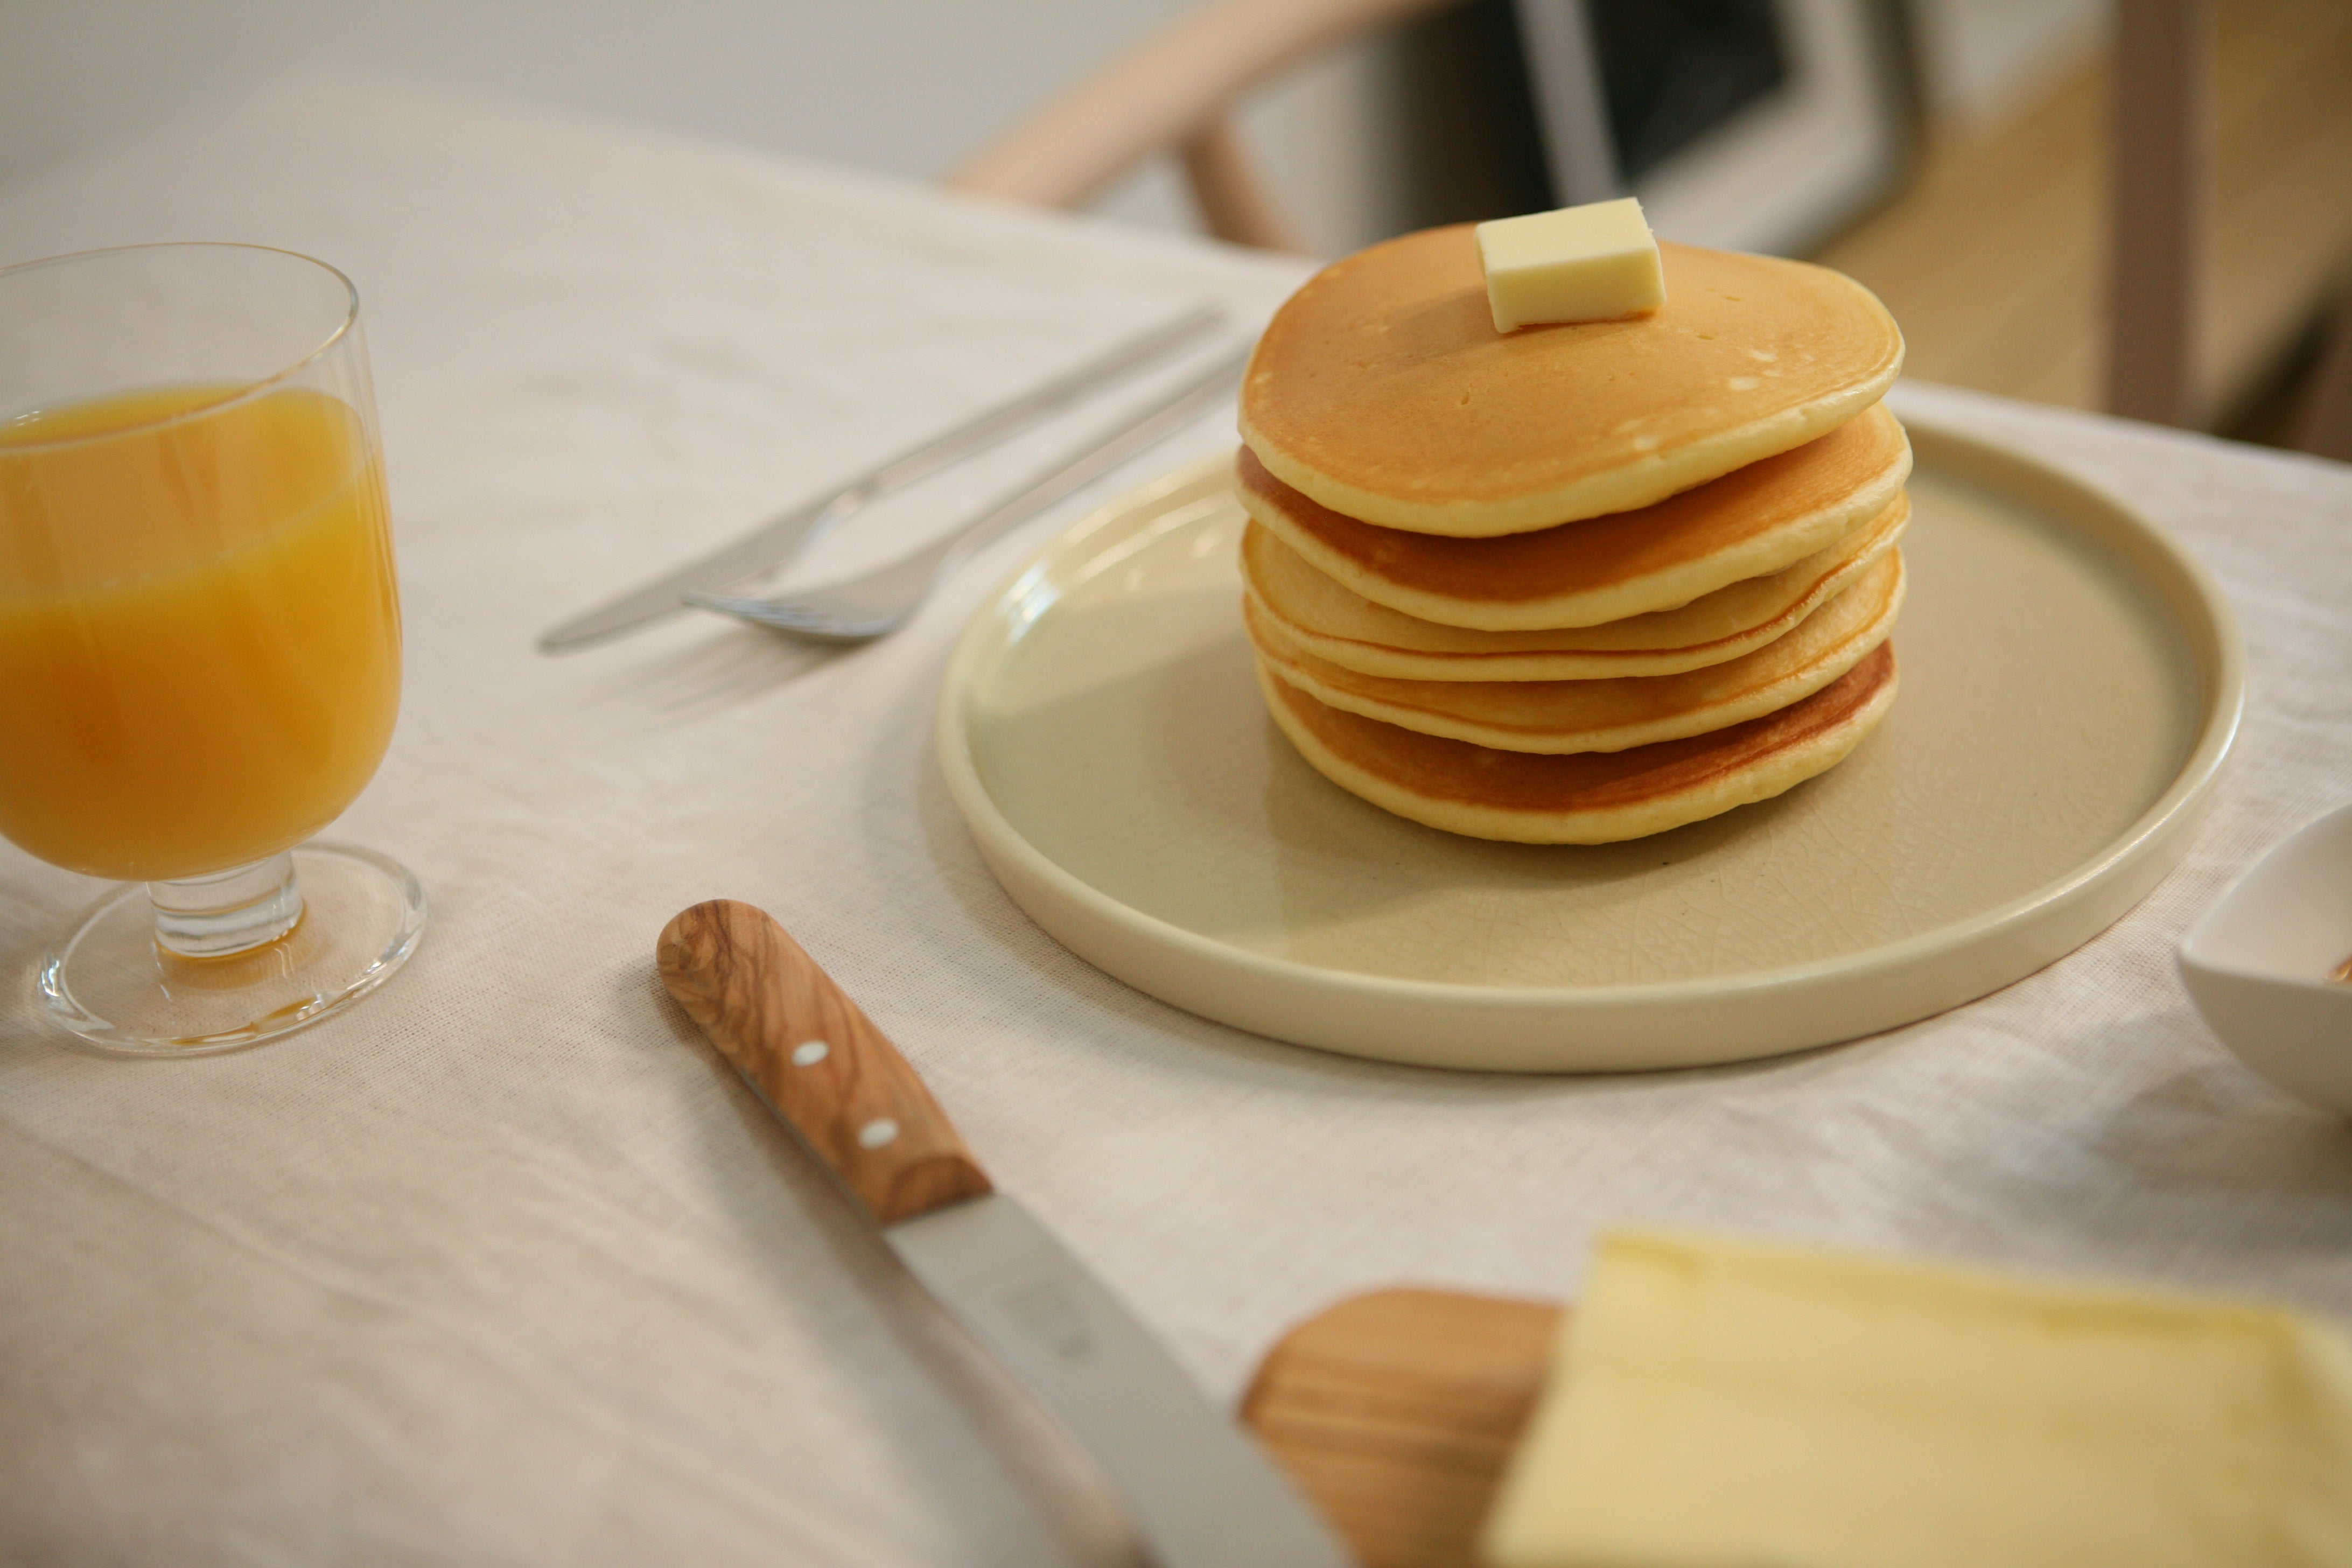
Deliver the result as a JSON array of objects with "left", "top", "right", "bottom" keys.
[{"left": 4, "top": 0, "right": 2346, "bottom": 451}]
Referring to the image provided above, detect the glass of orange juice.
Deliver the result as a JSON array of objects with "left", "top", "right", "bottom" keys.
[{"left": 0, "top": 243, "right": 424, "bottom": 1054}]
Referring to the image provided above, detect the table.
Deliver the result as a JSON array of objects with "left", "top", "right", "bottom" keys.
[{"left": 4, "top": 75, "right": 2348, "bottom": 1568}]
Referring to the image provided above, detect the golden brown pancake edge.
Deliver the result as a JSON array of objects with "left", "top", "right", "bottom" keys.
[
  {"left": 1237, "top": 404, "right": 1911, "bottom": 630},
  {"left": 1241, "top": 492, "right": 1909, "bottom": 681},
  {"left": 1259, "top": 642, "right": 1899, "bottom": 843},
  {"left": 1247, "top": 549, "right": 1905, "bottom": 755}
]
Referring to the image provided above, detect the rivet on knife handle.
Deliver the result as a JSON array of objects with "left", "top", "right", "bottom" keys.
[{"left": 657, "top": 899, "right": 992, "bottom": 1223}]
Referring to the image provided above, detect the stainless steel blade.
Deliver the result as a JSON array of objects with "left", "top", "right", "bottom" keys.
[
  {"left": 888, "top": 1194, "right": 1352, "bottom": 1568},
  {"left": 537, "top": 303, "right": 1225, "bottom": 652}
]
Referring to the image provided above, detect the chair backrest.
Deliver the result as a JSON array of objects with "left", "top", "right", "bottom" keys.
[
  {"left": 961, "top": 0, "right": 2350, "bottom": 458},
  {"left": 947, "top": 0, "right": 1464, "bottom": 251}
]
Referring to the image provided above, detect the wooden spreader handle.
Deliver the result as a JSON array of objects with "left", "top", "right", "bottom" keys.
[{"left": 657, "top": 899, "right": 993, "bottom": 1225}]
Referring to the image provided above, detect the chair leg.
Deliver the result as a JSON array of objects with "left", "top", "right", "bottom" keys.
[
  {"left": 2292, "top": 297, "right": 2352, "bottom": 463},
  {"left": 1181, "top": 116, "right": 1308, "bottom": 253},
  {"left": 2108, "top": 0, "right": 2210, "bottom": 429}
]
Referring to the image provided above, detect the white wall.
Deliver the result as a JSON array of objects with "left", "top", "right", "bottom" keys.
[
  {"left": 1, "top": 1, "right": 2108, "bottom": 264},
  {"left": 0, "top": 1, "right": 1196, "bottom": 188},
  {"left": 0, "top": 0, "right": 1406, "bottom": 258}
]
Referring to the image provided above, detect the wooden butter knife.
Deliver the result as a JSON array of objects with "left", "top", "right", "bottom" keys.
[{"left": 657, "top": 899, "right": 1352, "bottom": 1568}]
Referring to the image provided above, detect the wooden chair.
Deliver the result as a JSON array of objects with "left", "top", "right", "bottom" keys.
[
  {"left": 2111, "top": 0, "right": 2348, "bottom": 453},
  {"left": 957, "top": 0, "right": 2350, "bottom": 456},
  {"left": 2293, "top": 305, "right": 2352, "bottom": 461},
  {"left": 2109, "top": 0, "right": 2205, "bottom": 428},
  {"left": 947, "top": 0, "right": 1467, "bottom": 254}
]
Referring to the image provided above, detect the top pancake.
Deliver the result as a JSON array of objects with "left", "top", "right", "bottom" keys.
[{"left": 1238, "top": 227, "right": 1903, "bottom": 537}]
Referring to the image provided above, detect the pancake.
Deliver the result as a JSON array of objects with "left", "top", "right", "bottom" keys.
[
  {"left": 1238, "top": 228, "right": 1904, "bottom": 536},
  {"left": 1259, "top": 642, "right": 1898, "bottom": 844},
  {"left": 1242, "top": 492, "right": 1907, "bottom": 682},
  {"left": 1247, "top": 548, "right": 1902, "bottom": 755},
  {"left": 1237, "top": 402, "right": 1909, "bottom": 630}
]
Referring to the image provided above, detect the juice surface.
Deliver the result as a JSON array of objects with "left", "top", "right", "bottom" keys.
[{"left": 0, "top": 383, "right": 401, "bottom": 881}]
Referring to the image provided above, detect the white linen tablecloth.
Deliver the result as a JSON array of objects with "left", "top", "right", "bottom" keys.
[{"left": 4, "top": 76, "right": 2349, "bottom": 1568}]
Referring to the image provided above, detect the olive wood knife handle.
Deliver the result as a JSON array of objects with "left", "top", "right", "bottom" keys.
[{"left": 657, "top": 899, "right": 992, "bottom": 1224}]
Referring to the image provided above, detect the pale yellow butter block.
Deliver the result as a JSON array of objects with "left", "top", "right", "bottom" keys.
[
  {"left": 1482, "top": 1230, "right": 2352, "bottom": 1568},
  {"left": 1475, "top": 198, "right": 1665, "bottom": 332}
]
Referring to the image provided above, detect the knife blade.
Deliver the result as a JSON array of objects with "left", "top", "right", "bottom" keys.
[
  {"left": 540, "top": 303, "right": 1225, "bottom": 652},
  {"left": 656, "top": 900, "right": 1352, "bottom": 1568}
]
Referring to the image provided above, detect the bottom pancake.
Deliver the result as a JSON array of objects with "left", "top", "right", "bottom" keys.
[{"left": 1260, "top": 642, "right": 1898, "bottom": 844}]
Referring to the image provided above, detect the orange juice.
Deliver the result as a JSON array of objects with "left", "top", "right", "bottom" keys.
[{"left": 0, "top": 384, "right": 400, "bottom": 881}]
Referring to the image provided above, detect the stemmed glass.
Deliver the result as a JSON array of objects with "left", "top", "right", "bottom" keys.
[{"left": 0, "top": 243, "right": 425, "bottom": 1054}]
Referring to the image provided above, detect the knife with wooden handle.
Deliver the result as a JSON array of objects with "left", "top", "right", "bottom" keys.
[
  {"left": 538, "top": 304, "right": 1223, "bottom": 652},
  {"left": 657, "top": 899, "right": 1353, "bottom": 1568}
]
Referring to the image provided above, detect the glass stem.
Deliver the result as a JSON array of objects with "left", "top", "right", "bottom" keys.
[{"left": 149, "top": 853, "right": 304, "bottom": 958}]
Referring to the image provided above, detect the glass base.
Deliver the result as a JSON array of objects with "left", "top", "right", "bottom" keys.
[{"left": 38, "top": 842, "right": 426, "bottom": 1056}]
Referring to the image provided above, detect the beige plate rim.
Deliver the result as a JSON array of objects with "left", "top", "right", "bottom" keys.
[{"left": 935, "top": 426, "right": 2245, "bottom": 1072}]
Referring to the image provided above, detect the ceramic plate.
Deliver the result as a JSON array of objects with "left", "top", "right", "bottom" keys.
[{"left": 937, "top": 428, "right": 2242, "bottom": 1071}]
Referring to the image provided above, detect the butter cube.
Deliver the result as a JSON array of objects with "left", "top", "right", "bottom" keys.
[
  {"left": 1476, "top": 198, "right": 1665, "bottom": 332},
  {"left": 1483, "top": 1230, "right": 2352, "bottom": 1568}
]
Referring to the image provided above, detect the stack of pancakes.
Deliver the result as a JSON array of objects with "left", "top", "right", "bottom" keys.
[{"left": 1237, "top": 225, "right": 1908, "bottom": 843}]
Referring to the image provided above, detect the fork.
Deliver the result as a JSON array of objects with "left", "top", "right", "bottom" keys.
[
  {"left": 685, "top": 342, "right": 1250, "bottom": 643},
  {"left": 537, "top": 303, "right": 1224, "bottom": 651}
]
